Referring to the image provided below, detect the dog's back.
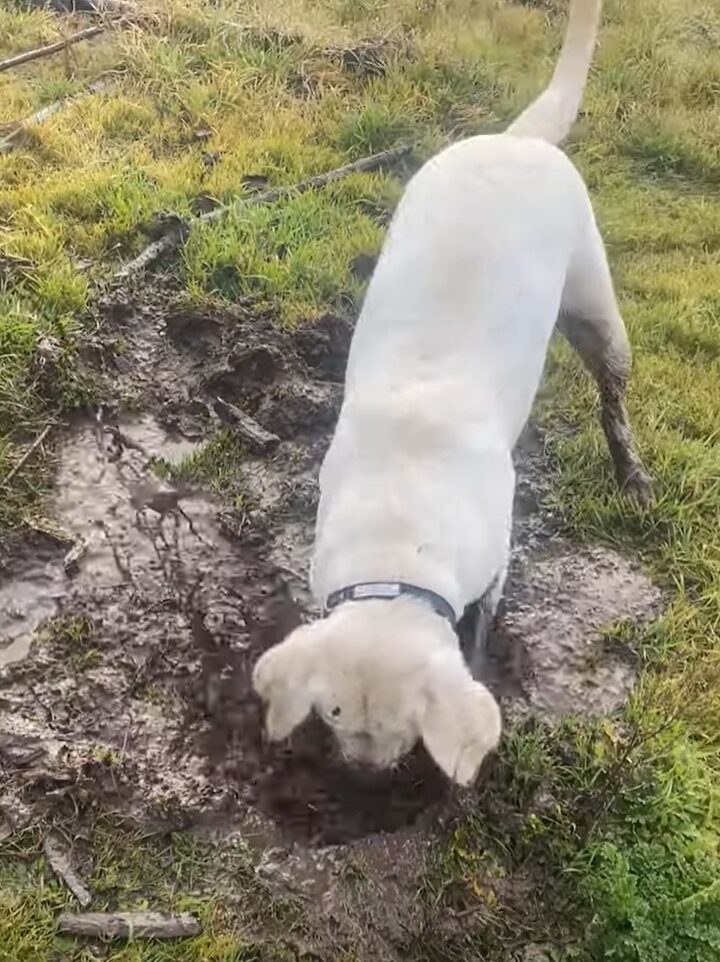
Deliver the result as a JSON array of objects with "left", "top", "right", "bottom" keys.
[
  {"left": 345, "top": 136, "right": 588, "bottom": 446},
  {"left": 339, "top": 0, "right": 604, "bottom": 447}
]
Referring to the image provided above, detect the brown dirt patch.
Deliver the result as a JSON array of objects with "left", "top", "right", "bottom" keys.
[{"left": 0, "top": 288, "right": 662, "bottom": 959}]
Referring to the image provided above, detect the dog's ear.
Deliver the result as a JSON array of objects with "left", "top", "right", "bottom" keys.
[
  {"left": 418, "top": 672, "right": 501, "bottom": 785},
  {"left": 252, "top": 625, "right": 320, "bottom": 741}
]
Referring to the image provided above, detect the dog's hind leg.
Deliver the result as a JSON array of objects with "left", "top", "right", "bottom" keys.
[{"left": 558, "top": 214, "right": 653, "bottom": 505}]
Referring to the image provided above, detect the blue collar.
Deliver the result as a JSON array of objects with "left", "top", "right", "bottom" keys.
[{"left": 324, "top": 581, "right": 457, "bottom": 627}]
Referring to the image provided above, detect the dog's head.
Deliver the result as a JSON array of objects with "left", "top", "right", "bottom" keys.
[{"left": 252, "top": 599, "right": 501, "bottom": 785}]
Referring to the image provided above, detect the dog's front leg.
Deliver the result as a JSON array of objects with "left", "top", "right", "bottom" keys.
[{"left": 459, "top": 570, "right": 506, "bottom": 680}]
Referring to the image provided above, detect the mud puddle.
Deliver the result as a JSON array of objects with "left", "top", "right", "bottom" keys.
[
  {"left": 0, "top": 415, "right": 199, "bottom": 669},
  {"left": 0, "top": 539, "right": 66, "bottom": 669}
]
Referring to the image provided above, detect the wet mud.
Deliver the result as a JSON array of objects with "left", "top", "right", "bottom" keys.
[{"left": 0, "top": 287, "right": 662, "bottom": 958}]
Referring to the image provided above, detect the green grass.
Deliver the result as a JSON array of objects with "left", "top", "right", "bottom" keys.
[
  {"left": 182, "top": 179, "right": 387, "bottom": 322},
  {"left": 1, "top": 0, "right": 720, "bottom": 958}
]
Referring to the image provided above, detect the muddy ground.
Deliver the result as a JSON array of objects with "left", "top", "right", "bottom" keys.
[{"left": 0, "top": 280, "right": 662, "bottom": 958}]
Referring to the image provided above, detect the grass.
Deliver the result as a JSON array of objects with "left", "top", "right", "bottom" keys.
[
  {"left": 40, "top": 614, "right": 102, "bottom": 670},
  {"left": 1, "top": 0, "right": 719, "bottom": 958}
]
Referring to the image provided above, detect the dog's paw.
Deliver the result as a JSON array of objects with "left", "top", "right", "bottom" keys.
[{"left": 621, "top": 467, "right": 655, "bottom": 508}]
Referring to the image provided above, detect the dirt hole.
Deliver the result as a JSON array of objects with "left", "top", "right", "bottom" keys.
[
  {"left": 0, "top": 303, "right": 662, "bottom": 851},
  {"left": 1, "top": 303, "right": 451, "bottom": 846}
]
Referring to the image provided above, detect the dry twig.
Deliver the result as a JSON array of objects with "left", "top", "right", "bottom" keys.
[
  {"left": 43, "top": 834, "right": 93, "bottom": 907},
  {"left": 2, "top": 425, "right": 53, "bottom": 488},
  {"left": 0, "top": 78, "right": 114, "bottom": 154},
  {"left": 45, "top": 0, "right": 137, "bottom": 12},
  {"left": 63, "top": 538, "right": 88, "bottom": 574},
  {"left": 57, "top": 911, "right": 200, "bottom": 940},
  {"left": 0, "top": 26, "right": 106, "bottom": 74},
  {"left": 213, "top": 397, "right": 280, "bottom": 453}
]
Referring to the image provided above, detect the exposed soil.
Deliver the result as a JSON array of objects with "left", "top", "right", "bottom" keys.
[
  {"left": 0, "top": 282, "right": 663, "bottom": 958},
  {"left": 477, "top": 428, "right": 662, "bottom": 721}
]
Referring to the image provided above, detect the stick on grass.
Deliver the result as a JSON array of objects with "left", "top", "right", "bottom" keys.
[
  {"left": 0, "top": 26, "right": 105, "bottom": 74},
  {"left": 2, "top": 424, "right": 53, "bottom": 488},
  {"left": 116, "top": 144, "right": 412, "bottom": 280},
  {"left": 0, "top": 78, "right": 114, "bottom": 154},
  {"left": 46, "top": 0, "right": 137, "bottom": 12},
  {"left": 57, "top": 911, "right": 200, "bottom": 940}
]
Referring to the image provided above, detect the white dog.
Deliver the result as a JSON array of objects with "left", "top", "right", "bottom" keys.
[{"left": 253, "top": 0, "right": 652, "bottom": 785}]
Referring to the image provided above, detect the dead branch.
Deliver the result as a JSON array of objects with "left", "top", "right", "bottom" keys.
[
  {"left": 115, "top": 144, "right": 412, "bottom": 280},
  {"left": 213, "top": 397, "right": 279, "bottom": 454},
  {"left": 0, "top": 26, "right": 105, "bottom": 74},
  {"left": 43, "top": 0, "right": 137, "bottom": 13},
  {"left": 18, "top": 517, "right": 74, "bottom": 546},
  {"left": 0, "top": 78, "right": 114, "bottom": 154},
  {"left": 63, "top": 537, "right": 88, "bottom": 574},
  {"left": 2, "top": 424, "right": 53, "bottom": 488},
  {"left": 57, "top": 911, "right": 200, "bottom": 940},
  {"left": 0, "top": 253, "right": 33, "bottom": 276},
  {"left": 43, "top": 834, "right": 92, "bottom": 907}
]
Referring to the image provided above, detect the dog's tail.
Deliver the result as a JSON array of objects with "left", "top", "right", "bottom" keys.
[{"left": 507, "top": 0, "right": 603, "bottom": 146}]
